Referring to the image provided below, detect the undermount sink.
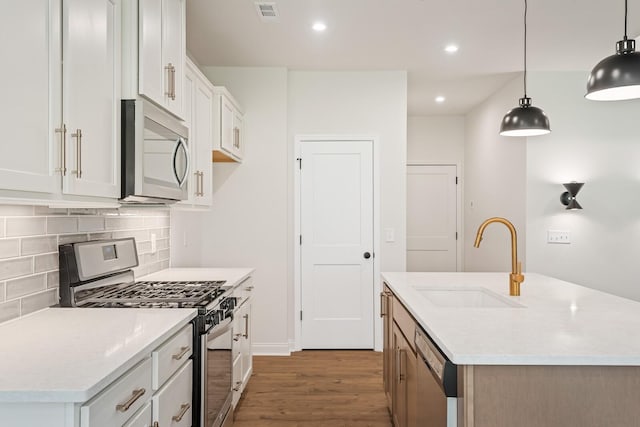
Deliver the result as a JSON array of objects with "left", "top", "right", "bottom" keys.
[{"left": 413, "top": 287, "right": 524, "bottom": 308}]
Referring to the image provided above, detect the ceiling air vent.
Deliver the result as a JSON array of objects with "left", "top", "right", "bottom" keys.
[{"left": 255, "top": 2, "right": 279, "bottom": 22}]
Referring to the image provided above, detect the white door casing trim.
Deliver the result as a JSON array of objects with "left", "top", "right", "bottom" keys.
[
  {"left": 406, "top": 162, "right": 463, "bottom": 272},
  {"left": 293, "top": 135, "right": 381, "bottom": 352}
]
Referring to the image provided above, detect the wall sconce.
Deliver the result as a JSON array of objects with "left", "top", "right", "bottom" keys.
[{"left": 560, "top": 182, "right": 584, "bottom": 210}]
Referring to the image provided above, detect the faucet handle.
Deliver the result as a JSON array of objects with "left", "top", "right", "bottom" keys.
[{"left": 513, "top": 261, "right": 524, "bottom": 283}]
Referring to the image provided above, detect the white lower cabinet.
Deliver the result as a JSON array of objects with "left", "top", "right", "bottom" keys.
[
  {"left": 232, "top": 278, "right": 253, "bottom": 408},
  {"left": 152, "top": 360, "right": 192, "bottom": 427},
  {"left": 123, "top": 402, "right": 152, "bottom": 427},
  {"left": 81, "top": 358, "right": 152, "bottom": 427}
]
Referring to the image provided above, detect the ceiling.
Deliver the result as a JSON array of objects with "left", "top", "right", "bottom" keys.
[{"left": 186, "top": 0, "right": 638, "bottom": 115}]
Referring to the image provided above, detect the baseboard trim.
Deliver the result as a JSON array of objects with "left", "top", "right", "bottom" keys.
[{"left": 252, "top": 343, "right": 291, "bottom": 356}]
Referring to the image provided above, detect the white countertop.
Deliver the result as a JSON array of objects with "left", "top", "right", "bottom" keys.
[
  {"left": 382, "top": 272, "right": 640, "bottom": 366},
  {"left": 0, "top": 308, "right": 196, "bottom": 403},
  {"left": 141, "top": 267, "right": 254, "bottom": 288}
]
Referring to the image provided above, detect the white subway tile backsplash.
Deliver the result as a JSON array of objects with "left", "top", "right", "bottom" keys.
[
  {"left": 21, "top": 289, "right": 57, "bottom": 315},
  {"left": 0, "top": 207, "right": 172, "bottom": 322},
  {"left": 105, "top": 217, "right": 145, "bottom": 230},
  {"left": 47, "top": 217, "right": 78, "bottom": 234},
  {"left": 34, "top": 253, "right": 58, "bottom": 273},
  {"left": 58, "top": 234, "right": 88, "bottom": 245},
  {"left": 0, "top": 239, "right": 20, "bottom": 259},
  {"left": 21, "top": 236, "right": 57, "bottom": 256},
  {"left": 0, "top": 258, "right": 32, "bottom": 281},
  {"left": 47, "top": 271, "right": 59, "bottom": 289},
  {"left": 0, "top": 300, "right": 20, "bottom": 323},
  {"left": 78, "top": 217, "right": 105, "bottom": 232},
  {"left": 6, "top": 274, "right": 46, "bottom": 299},
  {"left": 6, "top": 218, "right": 46, "bottom": 237},
  {"left": 0, "top": 205, "right": 35, "bottom": 216}
]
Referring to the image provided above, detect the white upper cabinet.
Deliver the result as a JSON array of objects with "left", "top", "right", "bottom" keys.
[
  {"left": 180, "top": 59, "right": 213, "bottom": 207},
  {"left": 133, "top": 0, "right": 185, "bottom": 119},
  {"left": 63, "top": 0, "right": 121, "bottom": 198},
  {"left": 0, "top": 0, "right": 61, "bottom": 194},
  {"left": 0, "top": 0, "right": 120, "bottom": 201},
  {"left": 213, "top": 87, "right": 244, "bottom": 163}
]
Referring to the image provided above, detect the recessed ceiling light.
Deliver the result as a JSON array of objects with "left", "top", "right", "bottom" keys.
[
  {"left": 435, "top": 96, "right": 446, "bottom": 103},
  {"left": 444, "top": 44, "right": 459, "bottom": 53},
  {"left": 312, "top": 21, "right": 327, "bottom": 32}
]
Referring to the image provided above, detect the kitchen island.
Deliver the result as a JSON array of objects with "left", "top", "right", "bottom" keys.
[{"left": 382, "top": 272, "right": 640, "bottom": 427}]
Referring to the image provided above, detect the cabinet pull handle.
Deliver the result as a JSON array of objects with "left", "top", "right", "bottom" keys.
[
  {"left": 243, "top": 313, "right": 249, "bottom": 339},
  {"left": 165, "top": 63, "right": 176, "bottom": 100},
  {"left": 233, "top": 127, "right": 240, "bottom": 149},
  {"left": 245, "top": 285, "right": 254, "bottom": 291},
  {"left": 172, "top": 403, "right": 190, "bottom": 422},
  {"left": 380, "top": 292, "right": 386, "bottom": 318},
  {"left": 233, "top": 381, "right": 242, "bottom": 392},
  {"left": 199, "top": 171, "right": 204, "bottom": 196},
  {"left": 153, "top": 422, "right": 159, "bottom": 427},
  {"left": 395, "top": 348, "right": 401, "bottom": 383},
  {"left": 55, "top": 125, "right": 67, "bottom": 175},
  {"left": 71, "top": 129, "right": 82, "bottom": 178},
  {"left": 399, "top": 348, "right": 406, "bottom": 382},
  {"left": 115, "top": 388, "right": 145, "bottom": 412},
  {"left": 172, "top": 346, "right": 190, "bottom": 361}
]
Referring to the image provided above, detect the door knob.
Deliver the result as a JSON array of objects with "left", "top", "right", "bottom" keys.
[{"left": 364, "top": 252, "right": 371, "bottom": 259}]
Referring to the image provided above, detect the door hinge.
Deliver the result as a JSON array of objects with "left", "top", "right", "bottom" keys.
[
  {"left": 299, "top": 235, "right": 302, "bottom": 245},
  {"left": 300, "top": 310, "right": 303, "bottom": 321},
  {"left": 297, "top": 158, "right": 302, "bottom": 170},
  {"left": 455, "top": 176, "right": 459, "bottom": 185}
]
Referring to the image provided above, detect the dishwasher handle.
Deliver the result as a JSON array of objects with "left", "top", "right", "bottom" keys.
[{"left": 415, "top": 328, "right": 458, "bottom": 397}]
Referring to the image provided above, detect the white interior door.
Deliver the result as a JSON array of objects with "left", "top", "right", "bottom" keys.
[
  {"left": 407, "top": 165, "right": 458, "bottom": 272},
  {"left": 300, "top": 140, "right": 374, "bottom": 349}
]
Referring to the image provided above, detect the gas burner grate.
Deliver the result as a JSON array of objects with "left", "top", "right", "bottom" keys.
[{"left": 81, "top": 280, "right": 227, "bottom": 308}]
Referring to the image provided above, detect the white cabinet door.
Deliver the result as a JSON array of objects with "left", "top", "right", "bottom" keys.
[
  {"left": 213, "top": 89, "right": 244, "bottom": 163},
  {"left": 220, "top": 96, "right": 235, "bottom": 155},
  {"left": 0, "top": 0, "right": 61, "bottom": 194},
  {"left": 162, "top": 0, "right": 184, "bottom": 118},
  {"left": 152, "top": 360, "right": 192, "bottom": 427},
  {"left": 62, "top": 0, "right": 120, "bottom": 198},
  {"left": 193, "top": 78, "right": 213, "bottom": 206},
  {"left": 139, "top": 0, "right": 184, "bottom": 119},
  {"left": 139, "top": 0, "right": 163, "bottom": 104},
  {"left": 239, "top": 300, "right": 252, "bottom": 387}
]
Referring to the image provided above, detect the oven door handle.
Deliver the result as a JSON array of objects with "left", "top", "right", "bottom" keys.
[{"left": 205, "top": 316, "right": 233, "bottom": 339}]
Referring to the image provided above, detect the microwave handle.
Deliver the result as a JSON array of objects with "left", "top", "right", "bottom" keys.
[{"left": 172, "top": 138, "right": 189, "bottom": 188}]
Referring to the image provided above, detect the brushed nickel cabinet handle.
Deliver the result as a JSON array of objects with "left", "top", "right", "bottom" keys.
[
  {"left": 395, "top": 348, "right": 401, "bottom": 383},
  {"left": 194, "top": 171, "right": 200, "bottom": 197},
  {"left": 54, "top": 124, "right": 67, "bottom": 175},
  {"left": 243, "top": 313, "right": 249, "bottom": 339},
  {"left": 199, "top": 171, "right": 204, "bottom": 196},
  {"left": 171, "top": 64, "right": 176, "bottom": 100},
  {"left": 165, "top": 63, "right": 173, "bottom": 99},
  {"left": 380, "top": 292, "right": 386, "bottom": 318},
  {"left": 172, "top": 346, "right": 190, "bottom": 361},
  {"left": 399, "top": 348, "right": 406, "bottom": 382},
  {"left": 172, "top": 403, "right": 190, "bottom": 422},
  {"left": 71, "top": 129, "right": 82, "bottom": 178},
  {"left": 115, "top": 388, "right": 145, "bottom": 412}
]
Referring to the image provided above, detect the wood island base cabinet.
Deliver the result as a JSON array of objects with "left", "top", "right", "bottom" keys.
[{"left": 382, "top": 282, "right": 640, "bottom": 427}]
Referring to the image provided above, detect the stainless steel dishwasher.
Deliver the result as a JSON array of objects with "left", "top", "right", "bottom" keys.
[{"left": 415, "top": 327, "right": 458, "bottom": 427}]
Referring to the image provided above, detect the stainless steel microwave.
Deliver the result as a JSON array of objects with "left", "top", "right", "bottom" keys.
[{"left": 120, "top": 99, "right": 189, "bottom": 204}]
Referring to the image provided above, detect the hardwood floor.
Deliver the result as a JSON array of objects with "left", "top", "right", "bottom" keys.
[{"left": 233, "top": 350, "right": 392, "bottom": 427}]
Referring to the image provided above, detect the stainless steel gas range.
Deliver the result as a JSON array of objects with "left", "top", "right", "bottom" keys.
[{"left": 58, "top": 237, "right": 237, "bottom": 427}]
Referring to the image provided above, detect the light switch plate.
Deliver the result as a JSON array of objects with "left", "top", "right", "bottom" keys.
[
  {"left": 385, "top": 228, "right": 395, "bottom": 243},
  {"left": 547, "top": 230, "right": 571, "bottom": 244}
]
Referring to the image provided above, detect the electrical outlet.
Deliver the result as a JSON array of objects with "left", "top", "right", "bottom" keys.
[{"left": 547, "top": 230, "right": 571, "bottom": 244}]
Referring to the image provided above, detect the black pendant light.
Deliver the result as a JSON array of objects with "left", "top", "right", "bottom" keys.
[
  {"left": 499, "top": 0, "right": 551, "bottom": 137},
  {"left": 586, "top": 0, "right": 640, "bottom": 101}
]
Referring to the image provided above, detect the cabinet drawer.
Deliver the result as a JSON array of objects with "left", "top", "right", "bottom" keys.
[
  {"left": 123, "top": 402, "right": 151, "bottom": 427},
  {"left": 81, "top": 358, "right": 152, "bottom": 427},
  {"left": 152, "top": 360, "right": 193, "bottom": 427},
  {"left": 393, "top": 297, "right": 416, "bottom": 353},
  {"left": 152, "top": 323, "right": 193, "bottom": 390}
]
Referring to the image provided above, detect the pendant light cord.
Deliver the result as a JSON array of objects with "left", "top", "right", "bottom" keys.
[
  {"left": 524, "top": 0, "right": 528, "bottom": 98},
  {"left": 624, "top": 0, "right": 628, "bottom": 40}
]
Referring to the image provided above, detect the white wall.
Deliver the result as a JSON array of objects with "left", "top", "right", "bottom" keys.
[
  {"left": 527, "top": 71, "right": 640, "bottom": 301},
  {"left": 407, "top": 115, "right": 465, "bottom": 164},
  {"left": 172, "top": 67, "right": 291, "bottom": 355},
  {"left": 287, "top": 71, "right": 408, "bottom": 350},
  {"left": 464, "top": 76, "right": 527, "bottom": 272}
]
